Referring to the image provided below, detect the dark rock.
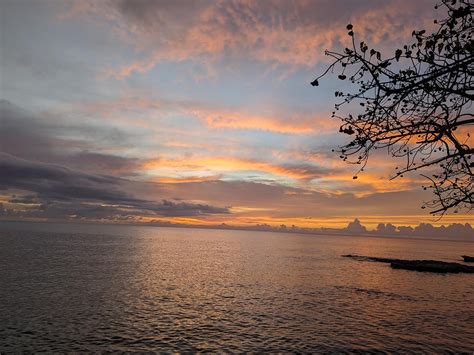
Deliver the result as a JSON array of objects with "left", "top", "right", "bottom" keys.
[
  {"left": 461, "top": 255, "right": 474, "bottom": 262},
  {"left": 342, "top": 254, "right": 474, "bottom": 274}
]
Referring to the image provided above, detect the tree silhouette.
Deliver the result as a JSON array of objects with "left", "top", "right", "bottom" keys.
[{"left": 312, "top": 0, "right": 473, "bottom": 216}]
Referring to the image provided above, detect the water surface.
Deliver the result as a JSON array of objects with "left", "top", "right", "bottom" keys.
[{"left": 1, "top": 222, "right": 473, "bottom": 352}]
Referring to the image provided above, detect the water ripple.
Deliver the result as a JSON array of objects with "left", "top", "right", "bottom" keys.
[{"left": 0, "top": 226, "right": 473, "bottom": 352}]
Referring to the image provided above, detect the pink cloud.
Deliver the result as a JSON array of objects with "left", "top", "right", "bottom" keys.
[{"left": 62, "top": 0, "right": 437, "bottom": 79}]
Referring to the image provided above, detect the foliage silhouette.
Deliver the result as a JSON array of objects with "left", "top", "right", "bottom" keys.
[{"left": 312, "top": 0, "right": 473, "bottom": 216}]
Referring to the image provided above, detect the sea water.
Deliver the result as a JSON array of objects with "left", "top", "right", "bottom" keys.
[{"left": 1, "top": 222, "right": 473, "bottom": 352}]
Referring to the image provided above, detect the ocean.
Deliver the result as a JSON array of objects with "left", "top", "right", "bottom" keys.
[{"left": 1, "top": 222, "right": 473, "bottom": 352}]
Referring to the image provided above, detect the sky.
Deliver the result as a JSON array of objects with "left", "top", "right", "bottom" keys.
[{"left": 1, "top": 0, "right": 472, "bottom": 229}]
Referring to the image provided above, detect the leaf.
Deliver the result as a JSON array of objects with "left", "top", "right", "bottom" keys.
[
  {"left": 370, "top": 49, "right": 376, "bottom": 57},
  {"left": 310, "top": 79, "right": 319, "bottom": 86},
  {"left": 344, "top": 126, "right": 355, "bottom": 135},
  {"left": 346, "top": 24, "right": 353, "bottom": 30},
  {"left": 395, "top": 49, "right": 402, "bottom": 61},
  {"left": 338, "top": 75, "right": 347, "bottom": 80},
  {"left": 376, "top": 51, "right": 381, "bottom": 60}
]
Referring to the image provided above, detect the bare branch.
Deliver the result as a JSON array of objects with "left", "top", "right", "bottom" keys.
[{"left": 312, "top": 0, "right": 474, "bottom": 216}]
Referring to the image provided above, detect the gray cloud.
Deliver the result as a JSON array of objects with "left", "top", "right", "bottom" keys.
[
  {"left": 66, "top": 151, "right": 142, "bottom": 176},
  {"left": 0, "top": 100, "right": 141, "bottom": 176},
  {"left": 136, "top": 178, "right": 432, "bottom": 218},
  {"left": 0, "top": 153, "right": 134, "bottom": 203},
  {"left": 8, "top": 195, "right": 39, "bottom": 204},
  {"left": 0, "top": 153, "right": 229, "bottom": 220}
]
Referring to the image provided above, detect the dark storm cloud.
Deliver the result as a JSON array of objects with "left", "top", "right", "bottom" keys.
[
  {"left": 0, "top": 153, "right": 134, "bottom": 203},
  {"left": 4, "top": 199, "right": 228, "bottom": 220},
  {"left": 0, "top": 153, "right": 229, "bottom": 219}
]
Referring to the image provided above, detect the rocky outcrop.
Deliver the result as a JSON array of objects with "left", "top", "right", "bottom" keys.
[
  {"left": 342, "top": 254, "right": 474, "bottom": 274},
  {"left": 462, "top": 255, "right": 474, "bottom": 262}
]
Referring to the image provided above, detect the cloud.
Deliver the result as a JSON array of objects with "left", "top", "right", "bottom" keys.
[
  {"left": 134, "top": 178, "right": 434, "bottom": 218},
  {"left": 0, "top": 100, "right": 142, "bottom": 176},
  {"left": 73, "top": 95, "right": 337, "bottom": 135},
  {"left": 2, "top": 153, "right": 470, "bottom": 226},
  {"left": 142, "top": 156, "right": 336, "bottom": 181},
  {"left": 154, "top": 175, "right": 223, "bottom": 183},
  {"left": 0, "top": 153, "right": 229, "bottom": 219},
  {"left": 190, "top": 107, "right": 336, "bottom": 134},
  {"left": 64, "top": 0, "right": 437, "bottom": 78},
  {"left": 141, "top": 152, "right": 424, "bottom": 194},
  {"left": 1, "top": 152, "right": 141, "bottom": 204},
  {"left": 1, "top": 100, "right": 337, "bottom": 184},
  {"left": 66, "top": 151, "right": 143, "bottom": 176},
  {"left": 4, "top": 2, "right": 469, "bottom": 227},
  {"left": 8, "top": 195, "right": 40, "bottom": 204}
]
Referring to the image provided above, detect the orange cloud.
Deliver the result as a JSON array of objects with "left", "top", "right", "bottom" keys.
[
  {"left": 154, "top": 175, "right": 223, "bottom": 184},
  {"left": 72, "top": 95, "right": 335, "bottom": 135},
  {"left": 315, "top": 172, "right": 424, "bottom": 195},
  {"left": 190, "top": 108, "right": 336, "bottom": 134},
  {"left": 143, "top": 156, "right": 333, "bottom": 181},
  {"left": 141, "top": 152, "right": 424, "bottom": 195}
]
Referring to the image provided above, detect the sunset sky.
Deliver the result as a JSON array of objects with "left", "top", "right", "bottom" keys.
[{"left": 1, "top": 0, "right": 472, "bottom": 228}]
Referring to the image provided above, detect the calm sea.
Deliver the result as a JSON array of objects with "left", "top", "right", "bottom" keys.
[{"left": 1, "top": 222, "right": 473, "bottom": 352}]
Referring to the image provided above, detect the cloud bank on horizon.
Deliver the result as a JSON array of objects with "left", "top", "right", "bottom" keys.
[{"left": 1, "top": 0, "right": 472, "bottom": 229}]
